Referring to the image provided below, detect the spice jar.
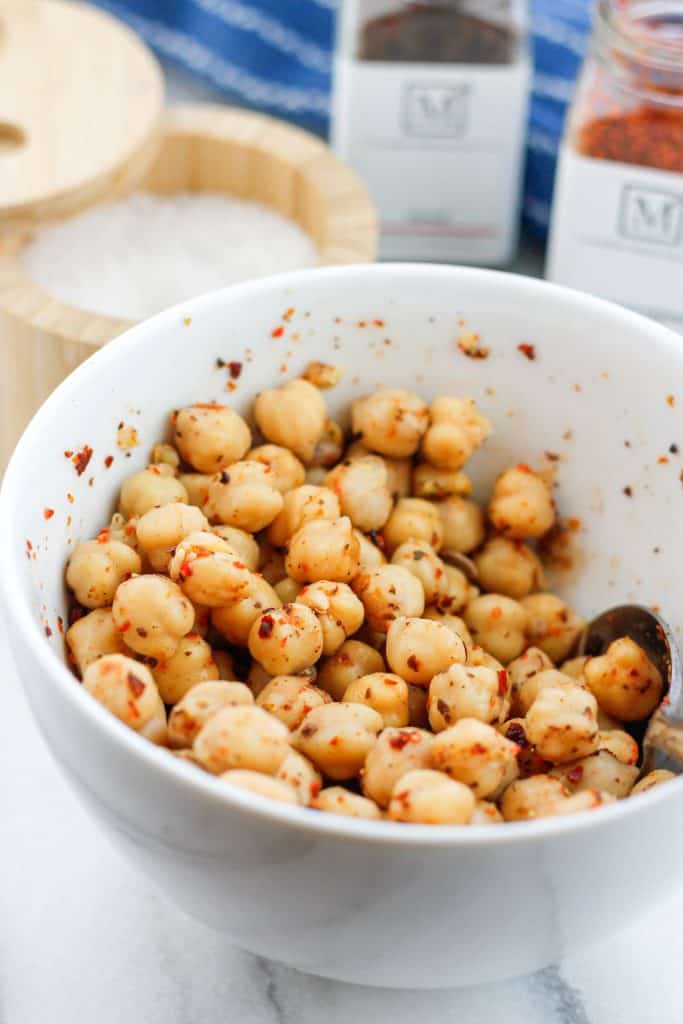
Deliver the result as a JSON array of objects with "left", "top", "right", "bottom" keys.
[
  {"left": 331, "top": 1, "right": 531, "bottom": 264},
  {"left": 547, "top": 0, "right": 683, "bottom": 329}
]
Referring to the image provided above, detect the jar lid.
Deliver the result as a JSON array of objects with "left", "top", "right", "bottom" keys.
[{"left": 0, "top": 0, "right": 164, "bottom": 226}]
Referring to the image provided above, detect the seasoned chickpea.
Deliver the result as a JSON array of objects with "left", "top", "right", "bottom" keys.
[
  {"left": 179, "top": 472, "right": 212, "bottom": 509},
  {"left": 386, "top": 616, "right": 467, "bottom": 687},
  {"left": 516, "top": 668, "right": 576, "bottom": 718},
  {"left": 521, "top": 593, "right": 585, "bottom": 663},
  {"left": 346, "top": 440, "right": 412, "bottom": 500},
  {"left": 473, "top": 537, "right": 544, "bottom": 600},
  {"left": 433, "top": 496, "right": 485, "bottom": 555},
  {"left": 422, "top": 397, "right": 492, "bottom": 470},
  {"left": 152, "top": 633, "right": 219, "bottom": 704},
  {"left": 112, "top": 575, "right": 194, "bottom": 659},
  {"left": 428, "top": 664, "right": 507, "bottom": 731},
  {"left": 391, "top": 541, "right": 449, "bottom": 605},
  {"left": 412, "top": 463, "right": 472, "bottom": 500},
  {"left": 173, "top": 404, "right": 251, "bottom": 473},
  {"left": 431, "top": 719, "right": 520, "bottom": 798},
  {"left": 258, "top": 542, "right": 287, "bottom": 585},
  {"left": 194, "top": 705, "right": 290, "bottom": 775},
  {"left": 169, "top": 531, "right": 253, "bottom": 608},
  {"left": 254, "top": 378, "right": 327, "bottom": 462},
  {"left": 66, "top": 607, "right": 126, "bottom": 675},
  {"left": 501, "top": 777, "right": 570, "bottom": 821},
  {"left": 206, "top": 461, "right": 283, "bottom": 532},
  {"left": 248, "top": 603, "right": 323, "bottom": 675},
  {"left": 506, "top": 647, "right": 554, "bottom": 715},
  {"left": 361, "top": 727, "right": 433, "bottom": 808},
  {"left": 561, "top": 655, "right": 590, "bottom": 681},
  {"left": 256, "top": 674, "right": 331, "bottom": 730},
  {"left": 168, "top": 680, "right": 254, "bottom": 748},
  {"left": 630, "top": 769, "right": 676, "bottom": 796},
  {"left": 221, "top": 770, "right": 298, "bottom": 804},
  {"left": 285, "top": 516, "right": 360, "bottom": 584},
  {"left": 136, "top": 502, "right": 209, "bottom": 571},
  {"left": 310, "top": 420, "right": 345, "bottom": 468},
  {"left": 211, "top": 525, "right": 260, "bottom": 570},
  {"left": 66, "top": 540, "right": 141, "bottom": 609},
  {"left": 83, "top": 654, "right": 161, "bottom": 731},
  {"left": 325, "top": 456, "right": 392, "bottom": 533},
  {"left": 471, "top": 801, "right": 504, "bottom": 825},
  {"left": 297, "top": 581, "right": 365, "bottom": 655},
  {"left": 351, "top": 388, "right": 429, "bottom": 458},
  {"left": 584, "top": 637, "right": 664, "bottom": 721},
  {"left": 314, "top": 787, "right": 382, "bottom": 819},
  {"left": 550, "top": 750, "right": 639, "bottom": 798},
  {"left": 526, "top": 683, "right": 599, "bottom": 764},
  {"left": 388, "top": 769, "right": 475, "bottom": 825},
  {"left": 343, "top": 672, "right": 410, "bottom": 728},
  {"left": 547, "top": 789, "right": 616, "bottom": 817},
  {"left": 277, "top": 750, "right": 322, "bottom": 806},
  {"left": 291, "top": 702, "right": 383, "bottom": 780},
  {"left": 317, "top": 640, "right": 385, "bottom": 701},
  {"left": 119, "top": 466, "right": 188, "bottom": 519},
  {"left": 353, "top": 565, "right": 425, "bottom": 632},
  {"left": 488, "top": 465, "right": 555, "bottom": 539},
  {"left": 354, "top": 530, "right": 387, "bottom": 572},
  {"left": 212, "top": 576, "right": 282, "bottom": 646},
  {"left": 464, "top": 594, "right": 529, "bottom": 664},
  {"left": 267, "top": 485, "right": 340, "bottom": 548},
  {"left": 383, "top": 498, "right": 444, "bottom": 554},
  {"left": 597, "top": 729, "right": 639, "bottom": 765},
  {"left": 247, "top": 444, "right": 306, "bottom": 493}
]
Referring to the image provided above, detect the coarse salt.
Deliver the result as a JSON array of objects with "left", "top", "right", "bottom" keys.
[{"left": 22, "top": 192, "right": 319, "bottom": 321}]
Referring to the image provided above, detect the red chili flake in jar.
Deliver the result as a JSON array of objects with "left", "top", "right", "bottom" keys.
[
  {"left": 271, "top": 326, "right": 285, "bottom": 339},
  {"left": 71, "top": 445, "right": 93, "bottom": 476},
  {"left": 127, "top": 672, "right": 146, "bottom": 697},
  {"left": 578, "top": 107, "right": 683, "bottom": 174},
  {"left": 104, "top": 455, "right": 114, "bottom": 469},
  {"left": 43, "top": 508, "right": 54, "bottom": 520},
  {"left": 567, "top": 765, "right": 584, "bottom": 785},
  {"left": 497, "top": 670, "right": 508, "bottom": 696},
  {"left": 518, "top": 343, "right": 536, "bottom": 361},
  {"left": 228, "top": 361, "right": 243, "bottom": 380},
  {"left": 258, "top": 614, "right": 275, "bottom": 639}
]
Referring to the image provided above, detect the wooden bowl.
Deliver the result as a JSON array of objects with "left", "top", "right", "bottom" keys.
[{"left": 0, "top": 104, "right": 378, "bottom": 468}]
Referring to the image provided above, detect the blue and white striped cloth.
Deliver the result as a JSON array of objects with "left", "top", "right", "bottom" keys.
[{"left": 94, "top": 0, "right": 592, "bottom": 237}]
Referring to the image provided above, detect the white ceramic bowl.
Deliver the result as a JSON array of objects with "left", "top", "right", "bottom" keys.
[{"left": 2, "top": 265, "right": 683, "bottom": 989}]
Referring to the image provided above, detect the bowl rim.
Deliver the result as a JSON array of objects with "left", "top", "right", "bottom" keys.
[{"left": 2, "top": 262, "right": 682, "bottom": 848}]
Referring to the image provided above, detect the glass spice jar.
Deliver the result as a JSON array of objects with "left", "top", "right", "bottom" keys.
[
  {"left": 331, "top": 1, "right": 531, "bottom": 264},
  {"left": 547, "top": 0, "right": 683, "bottom": 329}
]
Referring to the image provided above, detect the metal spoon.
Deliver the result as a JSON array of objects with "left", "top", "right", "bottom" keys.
[{"left": 577, "top": 605, "right": 683, "bottom": 774}]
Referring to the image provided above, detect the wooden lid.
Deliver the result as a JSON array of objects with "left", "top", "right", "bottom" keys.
[{"left": 0, "top": 0, "right": 164, "bottom": 226}]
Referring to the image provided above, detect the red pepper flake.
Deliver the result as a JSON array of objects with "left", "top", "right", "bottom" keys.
[
  {"left": 358, "top": 320, "right": 367, "bottom": 328},
  {"left": 567, "top": 765, "right": 584, "bottom": 786},
  {"left": 658, "top": 456, "right": 669, "bottom": 465},
  {"left": 57, "top": 616, "right": 64, "bottom": 634},
  {"left": 667, "top": 395, "right": 676, "bottom": 407},
  {"left": 71, "top": 445, "right": 93, "bottom": 476},
  {"left": 544, "top": 451, "right": 560, "bottom": 462},
  {"left": 271, "top": 325, "right": 285, "bottom": 339},
  {"left": 623, "top": 486, "right": 633, "bottom": 497},
  {"left": 490, "top": 606, "right": 502, "bottom": 619},
  {"left": 567, "top": 517, "right": 582, "bottom": 531},
  {"left": 43, "top": 508, "right": 54, "bottom": 520},
  {"left": 516, "top": 463, "right": 532, "bottom": 474},
  {"left": 104, "top": 455, "right": 114, "bottom": 469},
  {"left": 228, "top": 361, "right": 243, "bottom": 380},
  {"left": 518, "top": 343, "right": 536, "bottom": 361},
  {"left": 283, "top": 307, "right": 295, "bottom": 322},
  {"left": 505, "top": 722, "right": 528, "bottom": 748},
  {"left": 389, "top": 731, "right": 418, "bottom": 751},
  {"left": 26, "top": 539, "right": 32, "bottom": 552},
  {"left": 67, "top": 492, "right": 74, "bottom": 504},
  {"left": 96, "top": 528, "right": 111, "bottom": 544},
  {"left": 127, "top": 672, "right": 146, "bottom": 697},
  {"left": 407, "top": 654, "right": 420, "bottom": 671},
  {"left": 44, "top": 625, "right": 52, "bottom": 638},
  {"left": 497, "top": 670, "right": 508, "bottom": 696},
  {"left": 116, "top": 620, "right": 131, "bottom": 633},
  {"left": 258, "top": 614, "right": 275, "bottom": 639},
  {"left": 458, "top": 331, "right": 489, "bottom": 360},
  {"left": 179, "top": 559, "right": 193, "bottom": 580},
  {"left": 373, "top": 318, "right": 385, "bottom": 327},
  {"left": 64, "top": 450, "right": 73, "bottom": 458}
]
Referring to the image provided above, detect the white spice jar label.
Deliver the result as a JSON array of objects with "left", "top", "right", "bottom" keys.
[
  {"left": 331, "top": 58, "right": 531, "bottom": 264},
  {"left": 547, "top": 145, "right": 683, "bottom": 331}
]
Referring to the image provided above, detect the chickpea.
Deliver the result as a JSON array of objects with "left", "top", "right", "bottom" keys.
[
  {"left": 139, "top": 692, "right": 168, "bottom": 746},
  {"left": 317, "top": 640, "right": 385, "bottom": 702},
  {"left": 343, "top": 673, "right": 410, "bottom": 728},
  {"left": 526, "top": 683, "right": 599, "bottom": 764},
  {"left": 501, "top": 777, "right": 570, "bottom": 821},
  {"left": 168, "top": 680, "right": 254, "bottom": 748},
  {"left": 206, "top": 461, "right": 283, "bottom": 533},
  {"left": 297, "top": 581, "right": 365, "bottom": 655},
  {"left": 597, "top": 729, "right": 639, "bottom": 765},
  {"left": 433, "top": 497, "right": 485, "bottom": 555},
  {"left": 506, "top": 647, "right": 554, "bottom": 715},
  {"left": 221, "top": 770, "right": 298, "bottom": 804},
  {"left": 152, "top": 633, "right": 219, "bottom": 704},
  {"left": 179, "top": 473, "right": 212, "bottom": 509},
  {"left": 253, "top": 378, "right": 327, "bottom": 463},
  {"left": 584, "top": 637, "right": 664, "bottom": 721},
  {"left": 361, "top": 727, "right": 433, "bottom": 808},
  {"left": 488, "top": 465, "right": 555, "bottom": 539},
  {"left": 256, "top": 675, "right": 331, "bottom": 731},
  {"left": 391, "top": 541, "right": 449, "bottom": 605},
  {"left": 325, "top": 457, "right": 392, "bottom": 533},
  {"left": 310, "top": 420, "right": 345, "bottom": 468},
  {"left": 561, "top": 655, "right": 590, "bottom": 681},
  {"left": 277, "top": 750, "right": 322, "bottom": 806},
  {"left": 267, "top": 485, "right": 340, "bottom": 548},
  {"left": 248, "top": 603, "right": 323, "bottom": 675},
  {"left": 355, "top": 530, "right": 387, "bottom": 571},
  {"left": 212, "top": 577, "right": 282, "bottom": 646},
  {"left": 212, "top": 649, "right": 238, "bottom": 682},
  {"left": 353, "top": 565, "right": 425, "bottom": 632},
  {"left": 66, "top": 540, "right": 141, "bottom": 609},
  {"left": 119, "top": 466, "right": 188, "bottom": 519},
  {"left": 547, "top": 789, "right": 616, "bottom": 817},
  {"left": 464, "top": 594, "right": 529, "bottom": 664},
  {"left": 82, "top": 654, "right": 160, "bottom": 731},
  {"left": 630, "top": 769, "right": 676, "bottom": 797},
  {"left": 499, "top": 717, "right": 552, "bottom": 778},
  {"left": 422, "top": 397, "right": 492, "bottom": 470},
  {"left": 169, "top": 531, "right": 253, "bottom": 608},
  {"left": 291, "top": 702, "right": 383, "bottom": 780},
  {"left": 412, "top": 463, "right": 472, "bottom": 500},
  {"left": 550, "top": 750, "right": 639, "bottom": 798},
  {"left": 211, "top": 526, "right": 260, "bottom": 570},
  {"left": 194, "top": 705, "right": 290, "bottom": 775},
  {"left": 346, "top": 440, "right": 412, "bottom": 500},
  {"left": 386, "top": 616, "right": 466, "bottom": 687},
  {"left": 66, "top": 607, "right": 126, "bottom": 675},
  {"left": 516, "top": 668, "right": 576, "bottom": 718},
  {"left": 258, "top": 542, "right": 287, "bottom": 586},
  {"left": 285, "top": 516, "right": 360, "bottom": 584},
  {"left": 473, "top": 537, "right": 544, "bottom": 600},
  {"left": 521, "top": 593, "right": 585, "bottom": 664},
  {"left": 428, "top": 664, "right": 506, "bottom": 732},
  {"left": 431, "top": 719, "right": 520, "bottom": 798},
  {"left": 351, "top": 388, "right": 429, "bottom": 458},
  {"left": 112, "top": 575, "right": 194, "bottom": 660},
  {"left": 173, "top": 404, "right": 251, "bottom": 473},
  {"left": 388, "top": 770, "right": 475, "bottom": 825},
  {"left": 247, "top": 444, "right": 306, "bottom": 493},
  {"left": 383, "top": 498, "right": 444, "bottom": 554},
  {"left": 471, "top": 801, "right": 504, "bottom": 825},
  {"left": 313, "top": 787, "right": 382, "bottom": 820},
  {"left": 136, "top": 502, "right": 209, "bottom": 572}
]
